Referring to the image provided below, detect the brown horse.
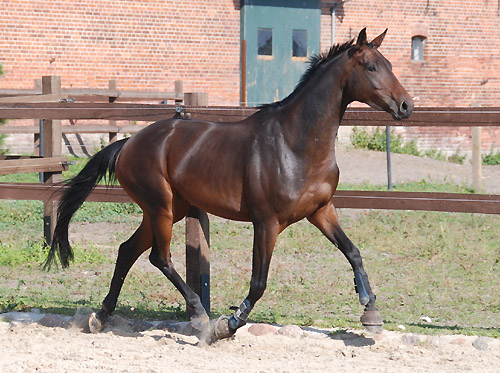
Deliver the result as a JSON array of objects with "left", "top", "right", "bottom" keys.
[{"left": 45, "top": 28, "right": 413, "bottom": 343}]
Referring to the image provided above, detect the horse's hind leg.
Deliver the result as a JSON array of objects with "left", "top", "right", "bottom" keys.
[
  {"left": 145, "top": 195, "right": 210, "bottom": 337},
  {"left": 89, "top": 216, "right": 153, "bottom": 333},
  {"left": 307, "top": 201, "right": 383, "bottom": 333}
]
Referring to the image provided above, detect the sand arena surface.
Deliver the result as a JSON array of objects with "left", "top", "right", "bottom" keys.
[{"left": 1, "top": 310, "right": 499, "bottom": 373}]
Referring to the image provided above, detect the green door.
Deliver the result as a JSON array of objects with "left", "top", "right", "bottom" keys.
[{"left": 241, "top": 0, "right": 321, "bottom": 106}]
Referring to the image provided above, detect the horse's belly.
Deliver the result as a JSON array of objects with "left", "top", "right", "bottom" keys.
[{"left": 170, "top": 169, "right": 250, "bottom": 222}]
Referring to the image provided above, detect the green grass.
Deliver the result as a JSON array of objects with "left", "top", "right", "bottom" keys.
[
  {"left": 338, "top": 179, "right": 477, "bottom": 193},
  {"left": 0, "top": 172, "right": 498, "bottom": 338}
]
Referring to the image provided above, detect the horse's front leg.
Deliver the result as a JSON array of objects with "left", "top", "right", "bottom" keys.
[
  {"left": 307, "top": 201, "right": 383, "bottom": 333},
  {"left": 209, "top": 221, "right": 279, "bottom": 342}
]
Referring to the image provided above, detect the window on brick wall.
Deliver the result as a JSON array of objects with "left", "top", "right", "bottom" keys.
[
  {"left": 412, "top": 36, "right": 426, "bottom": 61},
  {"left": 258, "top": 28, "right": 273, "bottom": 56}
]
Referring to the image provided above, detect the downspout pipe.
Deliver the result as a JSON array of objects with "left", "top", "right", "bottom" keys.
[{"left": 331, "top": 0, "right": 352, "bottom": 45}]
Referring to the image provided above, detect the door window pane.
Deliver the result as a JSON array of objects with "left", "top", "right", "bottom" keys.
[
  {"left": 292, "top": 29, "right": 307, "bottom": 57},
  {"left": 258, "top": 28, "right": 273, "bottom": 56}
]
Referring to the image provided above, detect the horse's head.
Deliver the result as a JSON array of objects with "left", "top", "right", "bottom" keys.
[{"left": 345, "top": 29, "right": 414, "bottom": 120}]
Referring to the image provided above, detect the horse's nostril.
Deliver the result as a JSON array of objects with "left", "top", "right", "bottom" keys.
[{"left": 400, "top": 101, "right": 408, "bottom": 113}]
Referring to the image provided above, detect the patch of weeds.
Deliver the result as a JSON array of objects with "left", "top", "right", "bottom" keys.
[
  {"left": 350, "top": 127, "right": 471, "bottom": 165},
  {"left": 447, "top": 148, "right": 466, "bottom": 164},
  {"left": 423, "top": 149, "right": 446, "bottom": 161},
  {"left": 0, "top": 239, "right": 108, "bottom": 268},
  {"left": 73, "top": 202, "right": 142, "bottom": 223},
  {"left": 0, "top": 281, "right": 32, "bottom": 313},
  {"left": 72, "top": 244, "right": 111, "bottom": 266},
  {"left": 351, "top": 126, "right": 420, "bottom": 156},
  {"left": 0, "top": 200, "right": 44, "bottom": 229},
  {"left": 351, "top": 126, "right": 387, "bottom": 152},
  {"left": 0, "top": 239, "right": 47, "bottom": 266},
  {"left": 482, "top": 146, "right": 500, "bottom": 165}
]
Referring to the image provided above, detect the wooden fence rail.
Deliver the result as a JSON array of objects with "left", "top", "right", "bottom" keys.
[
  {"left": 2, "top": 103, "right": 500, "bottom": 125},
  {"left": 2, "top": 183, "right": 500, "bottom": 214}
]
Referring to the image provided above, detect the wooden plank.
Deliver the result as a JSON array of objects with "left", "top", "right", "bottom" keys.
[
  {"left": 0, "top": 124, "right": 147, "bottom": 134},
  {"left": 182, "top": 107, "right": 257, "bottom": 122},
  {"left": 117, "top": 90, "right": 181, "bottom": 101},
  {"left": 0, "top": 125, "right": 39, "bottom": 134},
  {"left": 0, "top": 102, "right": 178, "bottom": 121},
  {"left": 1, "top": 104, "right": 499, "bottom": 125},
  {"left": 333, "top": 190, "right": 500, "bottom": 214},
  {"left": 0, "top": 157, "right": 68, "bottom": 175},
  {"left": 0, "top": 88, "right": 180, "bottom": 102},
  {"left": 0, "top": 155, "right": 50, "bottom": 160},
  {"left": 0, "top": 183, "right": 132, "bottom": 203},
  {"left": 0, "top": 88, "right": 40, "bottom": 97},
  {"left": 62, "top": 124, "right": 147, "bottom": 134},
  {"left": 0, "top": 94, "right": 69, "bottom": 103},
  {"left": 341, "top": 107, "right": 500, "bottom": 127},
  {"left": 1, "top": 183, "right": 500, "bottom": 214}
]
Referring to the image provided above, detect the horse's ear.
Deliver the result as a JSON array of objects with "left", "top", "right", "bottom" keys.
[
  {"left": 356, "top": 28, "right": 368, "bottom": 47},
  {"left": 370, "top": 29, "right": 388, "bottom": 49}
]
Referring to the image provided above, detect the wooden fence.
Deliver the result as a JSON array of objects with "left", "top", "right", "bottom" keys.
[{"left": 1, "top": 84, "right": 500, "bottom": 314}]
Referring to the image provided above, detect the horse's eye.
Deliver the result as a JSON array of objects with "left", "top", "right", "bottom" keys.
[{"left": 367, "top": 64, "right": 377, "bottom": 72}]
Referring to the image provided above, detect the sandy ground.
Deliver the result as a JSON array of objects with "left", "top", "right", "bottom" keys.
[
  {"left": 1, "top": 310, "right": 499, "bottom": 373},
  {"left": 1, "top": 147, "right": 499, "bottom": 372}
]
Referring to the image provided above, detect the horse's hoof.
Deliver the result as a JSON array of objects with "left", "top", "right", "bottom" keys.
[
  {"left": 205, "top": 315, "right": 235, "bottom": 343},
  {"left": 89, "top": 312, "right": 104, "bottom": 334},
  {"left": 364, "top": 324, "right": 384, "bottom": 334},
  {"left": 360, "top": 309, "right": 383, "bottom": 334}
]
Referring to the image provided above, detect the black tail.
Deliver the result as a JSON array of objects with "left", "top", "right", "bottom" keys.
[{"left": 44, "top": 138, "right": 128, "bottom": 270}]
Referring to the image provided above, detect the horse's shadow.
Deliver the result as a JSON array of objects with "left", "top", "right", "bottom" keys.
[{"left": 302, "top": 326, "right": 375, "bottom": 347}]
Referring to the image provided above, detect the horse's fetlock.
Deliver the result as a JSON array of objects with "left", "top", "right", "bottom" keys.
[{"left": 229, "top": 299, "right": 252, "bottom": 330}]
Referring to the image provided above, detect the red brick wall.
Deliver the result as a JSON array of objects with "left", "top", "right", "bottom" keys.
[
  {"left": 1, "top": 0, "right": 500, "bottom": 154},
  {"left": 331, "top": 0, "right": 500, "bottom": 153},
  {"left": 0, "top": 0, "right": 242, "bottom": 106}
]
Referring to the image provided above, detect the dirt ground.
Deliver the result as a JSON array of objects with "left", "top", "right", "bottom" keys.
[
  {"left": 1, "top": 147, "right": 499, "bottom": 372},
  {"left": 1, "top": 309, "right": 499, "bottom": 373},
  {"left": 335, "top": 146, "right": 500, "bottom": 193}
]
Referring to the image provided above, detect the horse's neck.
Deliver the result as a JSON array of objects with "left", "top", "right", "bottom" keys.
[{"left": 279, "top": 56, "right": 350, "bottom": 157}]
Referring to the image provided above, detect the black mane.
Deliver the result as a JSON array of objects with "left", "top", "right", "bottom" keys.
[{"left": 258, "top": 39, "right": 355, "bottom": 110}]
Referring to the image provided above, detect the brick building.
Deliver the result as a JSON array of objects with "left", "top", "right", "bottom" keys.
[{"left": 1, "top": 0, "right": 499, "bottom": 154}]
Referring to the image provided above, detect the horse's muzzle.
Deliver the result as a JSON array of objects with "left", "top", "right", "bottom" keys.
[{"left": 397, "top": 99, "right": 414, "bottom": 119}]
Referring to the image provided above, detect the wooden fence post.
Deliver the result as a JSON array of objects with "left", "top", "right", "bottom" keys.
[
  {"left": 108, "top": 79, "right": 118, "bottom": 144},
  {"left": 183, "top": 91, "right": 210, "bottom": 316},
  {"left": 184, "top": 92, "right": 208, "bottom": 107},
  {"left": 174, "top": 80, "right": 183, "bottom": 105},
  {"left": 41, "top": 75, "right": 62, "bottom": 245},
  {"left": 185, "top": 206, "right": 210, "bottom": 316},
  {"left": 34, "top": 79, "right": 42, "bottom": 156}
]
